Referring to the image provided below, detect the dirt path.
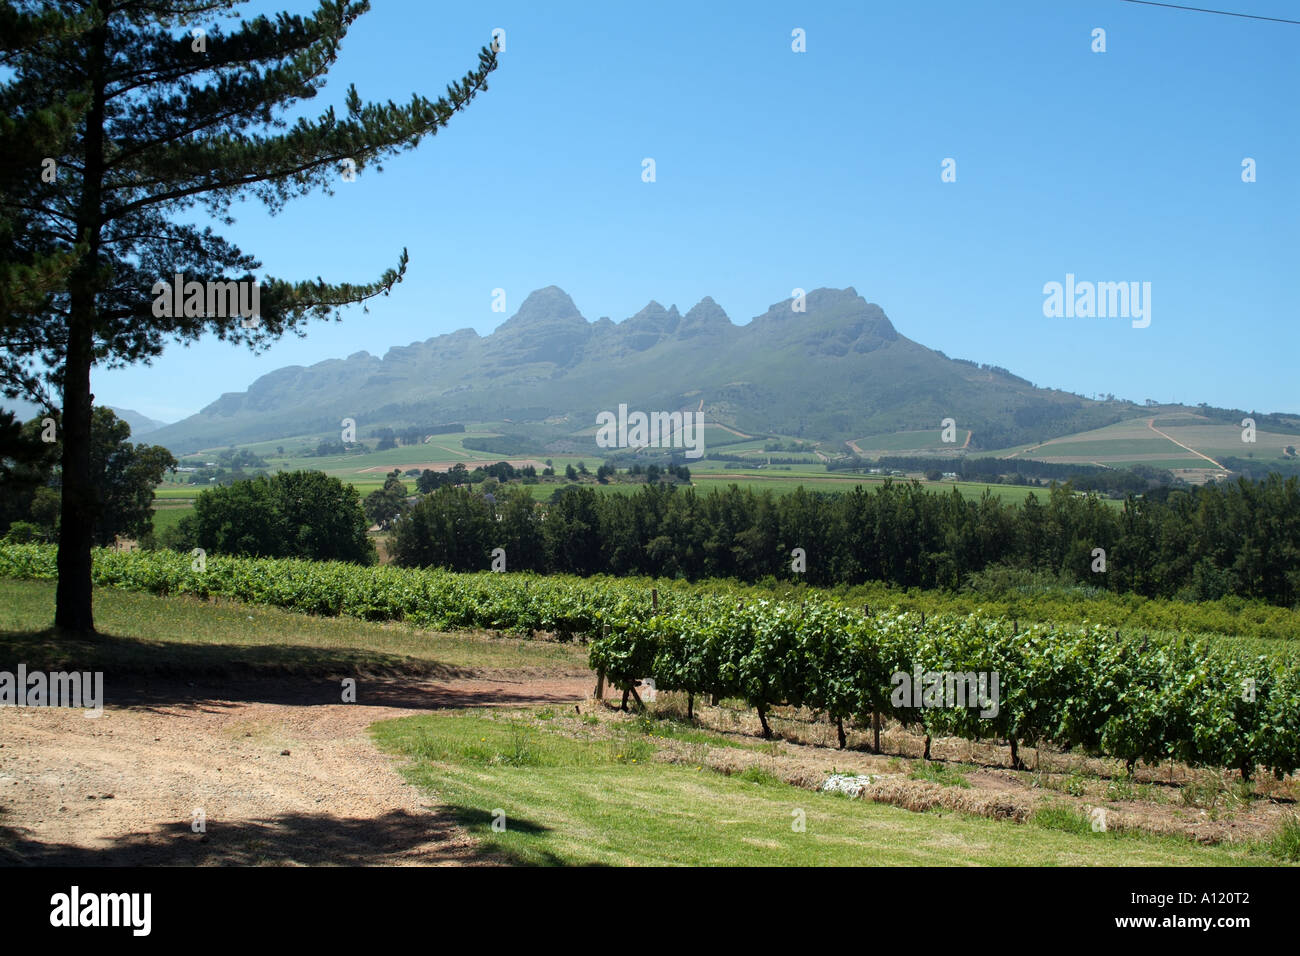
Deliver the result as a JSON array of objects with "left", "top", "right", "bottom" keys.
[
  {"left": 0, "top": 675, "right": 589, "bottom": 866},
  {"left": 708, "top": 422, "right": 753, "bottom": 440},
  {"left": 1145, "top": 417, "right": 1227, "bottom": 470}
]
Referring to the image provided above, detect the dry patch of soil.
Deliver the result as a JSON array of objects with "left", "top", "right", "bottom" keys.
[{"left": 0, "top": 675, "right": 589, "bottom": 866}]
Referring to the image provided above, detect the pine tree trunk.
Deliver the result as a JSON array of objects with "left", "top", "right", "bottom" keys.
[
  {"left": 55, "top": 341, "right": 96, "bottom": 636},
  {"left": 56, "top": 16, "right": 108, "bottom": 638}
]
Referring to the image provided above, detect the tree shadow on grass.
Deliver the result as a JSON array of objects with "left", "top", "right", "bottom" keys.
[
  {"left": 0, "top": 625, "right": 590, "bottom": 714},
  {"left": 446, "top": 806, "right": 601, "bottom": 867},
  {"left": 104, "top": 674, "right": 591, "bottom": 715},
  {"left": 0, "top": 625, "right": 478, "bottom": 682},
  {"left": 0, "top": 803, "right": 588, "bottom": 867},
  {"left": 0, "top": 807, "right": 513, "bottom": 867}
]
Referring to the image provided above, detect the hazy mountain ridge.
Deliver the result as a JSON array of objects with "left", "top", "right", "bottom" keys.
[
  {"left": 1, "top": 398, "right": 169, "bottom": 437},
  {"left": 146, "top": 286, "right": 1134, "bottom": 453}
]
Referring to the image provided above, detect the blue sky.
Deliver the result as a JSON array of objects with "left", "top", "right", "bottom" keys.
[{"left": 89, "top": 0, "right": 1299, "bottom": 423}]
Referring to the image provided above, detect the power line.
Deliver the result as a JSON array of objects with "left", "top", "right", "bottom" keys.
[{"left": 1116, "top": 0, "right": 1300, "bottom": 25}]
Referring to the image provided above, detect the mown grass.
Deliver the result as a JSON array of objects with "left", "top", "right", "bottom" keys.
[
  {"left": 0, "top": 579, "right": 589, "bottom": 678},
  {"left": 371, "top": 711, "right": 1285, "bottom": 866}
]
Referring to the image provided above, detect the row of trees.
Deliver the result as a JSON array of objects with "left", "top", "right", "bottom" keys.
[{"left": 388, "top": 476, "right": 1300, "bottom": 606}]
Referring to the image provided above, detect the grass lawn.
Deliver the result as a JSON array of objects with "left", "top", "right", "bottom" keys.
[
  {"left": 0, "top": 579, "right": 589, "bottom": 678},
  {"left": 372, "top": 711, "right": 1284, "bottom": 866}
]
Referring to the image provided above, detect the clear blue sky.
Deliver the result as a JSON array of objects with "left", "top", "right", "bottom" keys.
[{"left": 90, "top": 0, "right": 1299, "bottom": 423}]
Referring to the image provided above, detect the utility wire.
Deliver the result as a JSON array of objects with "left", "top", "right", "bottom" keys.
[{"left": 1116, "top": 0, "right": 1300, "bottom": 25}]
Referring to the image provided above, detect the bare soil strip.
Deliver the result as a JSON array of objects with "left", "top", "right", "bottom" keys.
[{"left": 0, "top": 675, "right": 588, "bottom": 866}]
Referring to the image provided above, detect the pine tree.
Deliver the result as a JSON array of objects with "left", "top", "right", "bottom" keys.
[{"left": 0, "top": 0, "right": 497, "bottom": 633}]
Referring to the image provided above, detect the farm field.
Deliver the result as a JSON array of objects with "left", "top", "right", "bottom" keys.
[
  {"left": 4, "top": 545, "right": 1296, "bottom": 772},
  {"left": 148, "top": 501, "right": 193, "bottom": 539},
  {"left": 690, "top": 473, "right": 1055, "bottom": 504},
  {"left": 989, "top": 415, "right": 1298, "bottom": 471},
  {"left": 2, "top": 578, "right": 1293, "bottom": 866},
  {"left": 848, "top": 428, "right": 972, "bottom": 456},
  {"left": 18, "top": 540, "right": 1296, "bottom": 648},
  {"left": 152, "top": 432, "right": 1064, "bottom": 528}
]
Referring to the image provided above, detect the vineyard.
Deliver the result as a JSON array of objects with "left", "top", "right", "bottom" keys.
[{"left": 2, "top": 543, "right": 1296, "bottom": 780}]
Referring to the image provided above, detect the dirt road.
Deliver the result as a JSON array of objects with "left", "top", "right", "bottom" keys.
[{"left": 0, "top": 675, "right": 589, "bottom": 866}]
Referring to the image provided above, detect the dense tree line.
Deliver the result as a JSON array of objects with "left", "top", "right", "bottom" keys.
[
  {"left": 391, "top": 476, "right": 1300, "bottom": 606},
  {"left": 166, "top": 471, "right": 373, "bottom": 565},
  {"left": 1190, "top": 404, "right": 1300, "bottom": 434},
  {"left": 1220, "top": 456, "right": 1300, "bottom": 481}
]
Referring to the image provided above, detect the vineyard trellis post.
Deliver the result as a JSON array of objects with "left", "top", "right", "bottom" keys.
[{"left": 594, "top": 624, "right": 607, "bottom": 700}]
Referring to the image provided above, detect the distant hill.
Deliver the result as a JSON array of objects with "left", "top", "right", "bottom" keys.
[
  {"left": 148, "top": 286, "right": 1144, "bottom": 454},
  {"left": 107, "top": 407, "right": 169, "bottom": 436},
  {"left": 0, "top": 398, "right": 168, "bottom": 437}
]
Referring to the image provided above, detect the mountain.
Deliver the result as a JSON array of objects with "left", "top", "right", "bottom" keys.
[
  {"left": 108, "top": 407, "right": 169, "bottom": 436},
  {"left": 0, "top": 398, "right": 167, "bottom": 437},
  {"left": 147, "top": 286, "right": 1136, "bottom": 454}
]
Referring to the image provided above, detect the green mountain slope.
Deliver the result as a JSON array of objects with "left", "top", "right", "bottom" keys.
[{"left": 147, "top": 286, "right": 1138, "bottom": 454}]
